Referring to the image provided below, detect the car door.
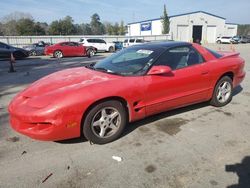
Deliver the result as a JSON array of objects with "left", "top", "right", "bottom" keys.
[
  {"left": 98, "top": 39, "right": 107, "bottom": 51},
  {"left": 0, "top": 43, "right": 11, "bottom": 58},
  {"left": 87, "top": 39, "right": 98, "bottom": 50},
  {"left": 73, "top": 42, "right": 84, "bottom": 56},
  {"left": 60, "top": 42, "right": 71, "bottom": 56},
  {"left": 144, "top": 46, "right": 211, "bottom": 116},
  {"left": 69, "top": 42, "right": 83, "bottom": 56}
]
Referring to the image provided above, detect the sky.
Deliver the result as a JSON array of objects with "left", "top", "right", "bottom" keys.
[{"left": 0, "top": 0, "right": 250, "bottom": 24}]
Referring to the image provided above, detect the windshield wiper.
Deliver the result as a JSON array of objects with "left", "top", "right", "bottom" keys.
[
  {"left": 94, "top": 67, "right": 110, "bottom": 72},
  {"left": 85, "top": 65, "right": 121, "bottom": 75},
  {"left": 85, "top": 64, "right": 108, "bottom": 72}
]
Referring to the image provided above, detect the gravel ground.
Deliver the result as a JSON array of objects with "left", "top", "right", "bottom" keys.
[{"left": 0, "top": 44, "right": 250, "bottom": 188}]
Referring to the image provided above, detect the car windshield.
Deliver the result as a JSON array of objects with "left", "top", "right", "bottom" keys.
[{"left": 90, "top": 46, "right": 165, "bottom": 76}]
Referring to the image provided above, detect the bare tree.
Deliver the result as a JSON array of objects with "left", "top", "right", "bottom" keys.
[{"left": 1, "top": 11, "right": 33, "bottom": 23}]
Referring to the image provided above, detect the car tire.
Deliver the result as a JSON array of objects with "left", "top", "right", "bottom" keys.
[
  {"left": 210, "top": 76, "right": 233, "bottom": 107},
  {"left": 217, "top": 40, "right": 221, "bottom": 44},
  {"left": 53, "top": 50, "right": 63, "bottom": 58},
  {"left": 83, "top": 100, "right": 127, "bottom": 144},
  {"left": 109, "top": 46, "right": 114, "bottom": 52},
  {"left": 87, "top": 49, "right": 95, "bottom": 57}
]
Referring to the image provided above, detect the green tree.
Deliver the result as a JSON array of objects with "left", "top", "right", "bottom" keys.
[
  {"left": 0, "top": 22, "right": 3, "bottom": 35},
  {"left": 74, "top": 24, "right": 83, "bottom": 35},
  {"left": 104, "top": 21, "right": 126, "bottom": 35},
  {"left": 16, "top": 18, "right": 36, "bottom": 35},
  {"left": 112, "top": 22, "right": 119, "bottom": 35},
  {"left": 104, "top": 22, "right": 113, "bottom": 35},
  {"left": 48, "top": 20, "right": 62, "bottom": 35},
  {"left": 90, "top": 13, "right": 105, "bottom": 35},
  {"left": 82, "top": 23, "right": 92, "bottom": 35},
  {"left": 161, "top": 4, "right": 170, "bottom": 34},
  {"left": 119, "top": 20, "right": 126, "bottom": 35},
  {"left": 61, "top": 16, "right": 76, "bottom": 35},
  {"left": 48, "top": 16, "right": 76, "bottom": 35}
]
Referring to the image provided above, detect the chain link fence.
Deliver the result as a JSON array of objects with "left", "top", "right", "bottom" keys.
[{"left": 0, "top": 35, "right": 172, "bottom": 47}]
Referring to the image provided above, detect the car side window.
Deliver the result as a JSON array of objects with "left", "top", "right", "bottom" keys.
[
  {"left": 71, "top": 42, "right": 78, "bottom": 46},
  {"left": 136, "top": 39, "right": 143, "bottom": 43},
  {"left": 99, "top": 39, "right": 106, "bottom": 43},
  {"left": 129, "top": 39, "right": 135, "bottom": 43},
  {"left": 60, "top": 43, "right": 67, "bottom": 46},
  {"left": 154, "top": 46, "right": 203, "bottom": 70},
  {"left": 95, "top": 39, "right": 101, "bottom": 43}
]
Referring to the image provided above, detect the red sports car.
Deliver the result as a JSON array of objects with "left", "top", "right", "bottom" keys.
[
  {"left": 9, "top": 42, "right": 245, "bottom": 144},
  {"left": 44, "top": 41, "right": 96, "bottom": 58}
]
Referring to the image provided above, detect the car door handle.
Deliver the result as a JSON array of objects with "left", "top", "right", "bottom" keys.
[{"left": 201, "top": 71, "right": 209, "bottom": 75}]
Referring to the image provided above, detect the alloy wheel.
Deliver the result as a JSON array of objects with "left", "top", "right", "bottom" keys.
[
  {"left": 216, "top": 81, "right": 232, "bottom": 103},
  {"left": 91, "top": 107, "right": 121, "bottom": 138}
]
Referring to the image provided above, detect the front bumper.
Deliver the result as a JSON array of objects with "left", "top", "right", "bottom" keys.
[{"left": 8, "top": 97, "right": 82, "bottom": 141}]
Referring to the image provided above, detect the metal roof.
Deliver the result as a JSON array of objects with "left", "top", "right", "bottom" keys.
[
  {"left": 127, "top": 11, "right": 226, "bottom": 25},
  {"left": 225, "top": 23, "right": 238, "bottom": 25}
]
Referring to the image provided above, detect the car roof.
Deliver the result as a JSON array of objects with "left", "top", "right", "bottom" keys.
[{"left": 131, "top": 41, "right": 191, "bottom": 49}]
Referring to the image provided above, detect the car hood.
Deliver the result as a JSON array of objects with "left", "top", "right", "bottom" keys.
[
  {"left": 21, "top": 67, "right": 118, "bottom": 98},
  {"left": 11, "top": 47, "right": 28, "bottom": 52}
]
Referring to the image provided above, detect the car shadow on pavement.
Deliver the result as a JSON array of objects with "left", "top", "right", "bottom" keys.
[
  {"left": 226, "top": 156, "right": 250, "bottom": 188},
  {"left": 121, "top": 101, "right": 210, "bottom": 138},
  {"left": 232, "top": 85, "right": 243, "bottom": 96},
  {"left": 56, "top": 85, "right": 243, "bottom": 144},
  {"left": 56, "top": 137, "right": 88, "bottom": 144}
]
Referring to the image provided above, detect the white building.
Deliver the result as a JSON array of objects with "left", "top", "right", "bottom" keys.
[{"left": 127, "top": 11, "right": 238, "bottom": 43}]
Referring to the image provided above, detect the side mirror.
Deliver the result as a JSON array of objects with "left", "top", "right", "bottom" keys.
[{"left": 147, "top": 65, "right": 172, "bottom": 75}]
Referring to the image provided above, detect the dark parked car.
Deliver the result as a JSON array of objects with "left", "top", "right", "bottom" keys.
[
  {"left": 23, "top": 41, "right": 50, "bottom": 56},
  {"left": 231, "top": 36, "right": 250, "bottom": 44},
  {"left": 0, "top": 42, "right": 29, "bottom": 59},
  {"left": 238, "top": 36, "right": 250, "bottom": 43}
]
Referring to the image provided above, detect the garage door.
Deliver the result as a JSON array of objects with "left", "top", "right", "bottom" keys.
[
  {"left": 177, "top": 25, "right": 189, "bottom": 42},
  {"left": 206, "top": 26, "right": 217, "bottom": 43}
]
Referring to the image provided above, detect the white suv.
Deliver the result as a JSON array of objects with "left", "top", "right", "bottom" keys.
[
  {"left": 123, "top": 38, "right": 145, "bottom": 48},
  {"left": 79, "top": 38, "right": 115, "bottom": 52},
  {"left": 216, "top": 36, "right": 233, "bottom": 44}
]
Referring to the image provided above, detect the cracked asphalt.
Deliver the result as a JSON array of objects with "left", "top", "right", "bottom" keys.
[{"left": 0, "top": 44, "right": 250, "bottom": 188}]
